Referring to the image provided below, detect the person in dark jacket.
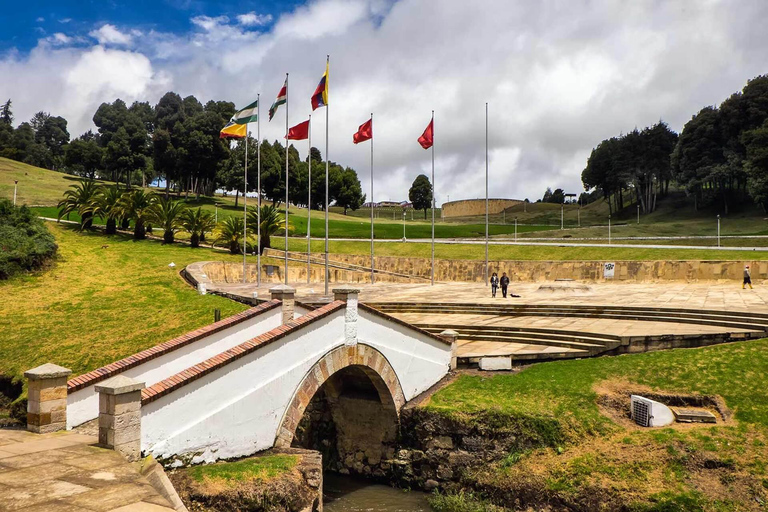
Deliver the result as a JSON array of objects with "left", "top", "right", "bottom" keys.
[
  {"left": 500, "top": 272, "right": 510, "bottom": 298},
  {"left": 490, "top": 272, "right": 499, "bottom": 297}
]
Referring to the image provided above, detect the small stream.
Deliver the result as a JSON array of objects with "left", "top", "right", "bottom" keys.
[{"left": 323, "top": 473, "right": 432, "bottom": 511}]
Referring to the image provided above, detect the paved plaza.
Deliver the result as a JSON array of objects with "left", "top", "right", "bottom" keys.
[{"left": 0, "top": 429, "right": 175, "bottom": 512}]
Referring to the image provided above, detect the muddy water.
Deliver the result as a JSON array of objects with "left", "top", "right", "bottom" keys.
[{"left": 323, "top": 473, "right": 432, "bottom": 511}]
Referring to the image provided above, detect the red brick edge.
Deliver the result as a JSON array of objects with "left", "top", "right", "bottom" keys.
[
  {"left": 141, "top": 301, "right": 346, "bottom": 405},
  {"left": 357, "top": 303, "right": 452, "bottom": 346},
  {"left": 67, "top": 300, "right": 282, "bottom": 393}
]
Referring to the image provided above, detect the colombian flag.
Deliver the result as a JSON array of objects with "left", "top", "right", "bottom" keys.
[
  {"left": 219, "top": 120, "right": 247, "bottom": 139},
  {"left": 311, "top": 61, "right": 329, "bottom": 111}
]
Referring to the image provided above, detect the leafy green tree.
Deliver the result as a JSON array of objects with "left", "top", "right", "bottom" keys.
[
  {"left": 181, "top": 207, "right": 216, "bottom": 248},
  {"left": 65, "top": 136, "right": 103, "bottom": 179},
  {"left": 94, "top": 99, "right": 150, "bottom": 186},
  {"left": 148, "top": 196, "right": 186, "bottom": 244},
  {"left": 214, "top": 215, "right": 245, "bottom": 254},
  {"left": 0, "top": 99, "right": 13, "bottom": 125},
  {"left": 409, "top": 174, "right": 433, "bottom": 219},
  {"left": 248, "top": 204, "right": 283, "bottom": 254},
  {"left": 36, "top": 115, "right": 69, "bottom": 165},
  {"left": 335, "top": 167, "right": 364, "bottom": 214},
  {"left": 117, "top": 189, "right": 156, "bottom": 239},
  {"left": 744, "top": 120, "right": 768, "bottom": 210},
  {"left": 57, "top": 180, "right": 101, "bottom": 230}
]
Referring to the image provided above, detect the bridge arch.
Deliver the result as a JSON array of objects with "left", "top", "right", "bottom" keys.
[{"left": 274, "top": 343, "right": 406, "bottom": 449}]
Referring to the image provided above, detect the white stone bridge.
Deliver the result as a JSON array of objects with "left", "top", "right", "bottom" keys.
[{"left": 26, "top": 286, "right": 456, "bottom": 469}]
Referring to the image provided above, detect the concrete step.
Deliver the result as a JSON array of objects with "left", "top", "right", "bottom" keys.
[
  {"left": 454, "top": 334, "right": 610, "bottom": 352},
  {"left": 416, "top": 323, "right": 621, "bottom": 344},
  {"left": 367, "top": 303, "right": 768, "bottom": 331}
]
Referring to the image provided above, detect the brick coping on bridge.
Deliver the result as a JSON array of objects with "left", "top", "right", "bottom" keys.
[
  {"left": 139, "top": 300, "right": 451, "bottom": 406},
  {"left": 67, "top": 300, "right": 282, "bottom": 393},
  {"left": 141, "top": 301, "right": 346, "bottom": 405}
]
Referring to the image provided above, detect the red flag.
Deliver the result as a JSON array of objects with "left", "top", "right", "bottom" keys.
[
  {"left": 353, "top": 118, "right": 372, "bottom": 144},
  {"left": 286, "top": 120, "right": 310, "bottom": 140},
  {"left": 418, "top": 119, "right": 433, "bottom": 149}
]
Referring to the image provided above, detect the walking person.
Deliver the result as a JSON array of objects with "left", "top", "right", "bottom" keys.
[
  {"left": 490, "top": 272, "right": 499, "bottom": 297},
  {"left": 500, "top": 272, "right": 510, "bottom": 298},
  {"left": 744, "top": 265, "right": 753, "bottom": 289}
]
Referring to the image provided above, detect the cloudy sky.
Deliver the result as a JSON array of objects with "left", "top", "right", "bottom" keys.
[{"left": 2, "top": 0, "right": 767, "bottom": 204}]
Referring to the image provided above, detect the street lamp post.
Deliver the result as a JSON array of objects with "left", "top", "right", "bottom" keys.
[
  {"left": 402, "top": 210, "right": 406, "bottom": 241},
  {"left": 560, "top": 203, "right": 564, "bottom": 230},
  {"left": 717, "top": 215, "right": 721, "bottom": 248},
  {"left": 637, "top": 204, "right": 640, "bottom": 224},
  {"left": 215, "top": 204, "right": 218, "bottom": 223},
  {"left": 608, "top": 215, "right": 612, "bottom": 245},
  {"left": 514, "top": 217, "right": 517, "bottom": 242},
  {"left": 13, "top": 180, "right": 18, "bottom": 206}
]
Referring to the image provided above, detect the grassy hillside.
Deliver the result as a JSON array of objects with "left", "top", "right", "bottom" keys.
[{"left": 0, "top": 222, "right": 250, "bottom": 384}]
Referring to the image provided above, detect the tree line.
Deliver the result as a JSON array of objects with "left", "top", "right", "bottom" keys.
[
  {"left": 57, "top": 180, "right": 284, "bottom": 254},
  {"left": 0, "top": 93, "right": 365, "bottom": 213},
  {"left": 580, "top": 74, "right": 768, "bottom": 216}
]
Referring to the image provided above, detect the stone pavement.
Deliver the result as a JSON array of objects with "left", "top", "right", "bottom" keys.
[
  {"left": 211, "top": 281, "right": 768, "bottom": 313},
  {"left": 0, "top": 428, "right": 175, "bottom": 512}
]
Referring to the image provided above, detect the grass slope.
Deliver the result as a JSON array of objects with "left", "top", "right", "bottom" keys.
[
  {"left": 427, "top": 339, "right": 768, "bottom": 510},
  {"left": 0, "top": 222, "right": 248, "bottom": 384},
  {"left": 0, "top": 157, "right": 109, "bottom": 206}
]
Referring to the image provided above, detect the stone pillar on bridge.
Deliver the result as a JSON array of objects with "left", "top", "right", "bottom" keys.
[
  {"left": 270, "top": 284, "right": 296, "bottom": 324},
  {"left": 334, "top": 286, "right": 361, "bottom": 346},
  {"left": 96, "top": 375, "right": 145, "bottom": 462},
  {"left": 440, "top": 329, "right": 459, "bottom": 370},
  {"left": 24, "top": 363, "right": 72, "bottom": 434}
]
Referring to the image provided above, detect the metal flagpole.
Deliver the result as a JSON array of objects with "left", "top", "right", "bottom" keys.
[
  {"left": 257, "top": 94, "right": 261, "bottom": 287},
  {"left": 243, "top": 128, "right": 248, "bottom": 283},
  {"left": 431, "top": 110, "right": 435, "bottom": 286},
  {"left": 324, "top": 55, "right": 330, "bottom": 296},
  {"left": 370, "top": 113, "right": 375, "bottom": 285},
  {"left": 307, "top": 115, "right": 312, "bottom": 283},
  {"left": 485, "top": 102, "right": 489, "bottom": 286},
  {"left": 284, "top": 73, "right": 289, "bottom": 285}
]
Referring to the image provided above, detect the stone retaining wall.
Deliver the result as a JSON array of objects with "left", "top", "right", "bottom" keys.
[
  {"left": 263, "top": 251, "right": 767, "bottom": 283},
  {"left": 190, "top": 254, "right": 766, "bottom": 284}
]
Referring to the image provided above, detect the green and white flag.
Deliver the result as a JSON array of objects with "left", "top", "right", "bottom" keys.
[{"left": 233, "top": 99, "right": 259, "bottom": 124}]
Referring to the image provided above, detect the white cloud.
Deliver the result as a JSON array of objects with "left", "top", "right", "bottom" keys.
[
  {"left": 59, "top": 18, "right": 72, "bottom": 24},
  {"left": 5, "top": 0, "right": 768, "bottom": 203},
  {"left": 89, "top": 24, "right": 133, "bottom": 46},
  {"left": 36, "top": 17, "right": 45, "bottom": 22},
  {"left": 49, "top": 33, "right": 72, "bottom": 45},
  {"left": 236, "top": 12, "right": 273, "bottom": 27}
]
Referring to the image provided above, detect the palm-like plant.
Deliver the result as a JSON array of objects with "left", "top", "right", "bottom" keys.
[
  {"left": 213, "top": 216, "right": 245, "bottom": 254},
  {"left": 181, "top": 207, "right": 216, "bottom": 248},
  {"left": 88, "top": 186, "right": 123, "bottom": 234},
  {"left": 57, "top": 180, "right": 101, "bottom": 230},
  {"left": 116, "top": 189, "right": 156, "bottom": 240},
  {"left": 148, "top": 196, "right": 187, "bottom": 244},
  {"left": 247, "top": 204, "right": 284, "bottom": 255}
]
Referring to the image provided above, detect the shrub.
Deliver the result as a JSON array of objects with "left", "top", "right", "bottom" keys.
[{"left": 0, "top": 198, "right": 57, "bottom": 279}]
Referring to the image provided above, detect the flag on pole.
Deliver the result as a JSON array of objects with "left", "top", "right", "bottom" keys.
[
  {"left": 353, "top": 118, "right": 372, "bottom": 144},
  {"left": 219, "top": 99, "right": 259, "bottom": 139},
  {"left": 311, "top": 62, "right": 329, "bottom": 110},
  {"left": 418, "top": 119, "right": 434, "bottom": 149},
  {"left": 219, "top": 120, "right": 247, "bottom": 139},
  {"left": 286, "top": 120, "right": 310, "bottom": 140},
  {"left": 269, "top": 77, "right": 287, "bottom": 121}
]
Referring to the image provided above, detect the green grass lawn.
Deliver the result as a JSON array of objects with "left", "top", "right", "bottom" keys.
[
  {"left": 276, "top": 236, "right": 768, "bottom": 261},
  {"left": 427, "top": 340, "right": 768, "bottom": 511},
  {"left": 0, "top": 222, "right": 250, "bottom": 384}
]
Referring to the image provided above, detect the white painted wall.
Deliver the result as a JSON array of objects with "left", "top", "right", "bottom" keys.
[
  {"left": 67, "top": 307, "right": 283, "bottom": 428},
  {"left": 142, "top": 311, "right": 347, "bottom": 461},
  {"left": 357, "top": 310, "right": 452, "bottom": 400},
  {"left": 140, "top": 305, "right": 453, "bottom": 462}
]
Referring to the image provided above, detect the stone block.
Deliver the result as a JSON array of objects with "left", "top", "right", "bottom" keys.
[{"left": 479, "top": 357, "right": 512, "bottom": 371}]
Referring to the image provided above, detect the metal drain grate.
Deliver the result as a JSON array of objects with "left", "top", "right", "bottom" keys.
[{"left": 631, "top": 395, "right": 652, "bottom": 426}]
